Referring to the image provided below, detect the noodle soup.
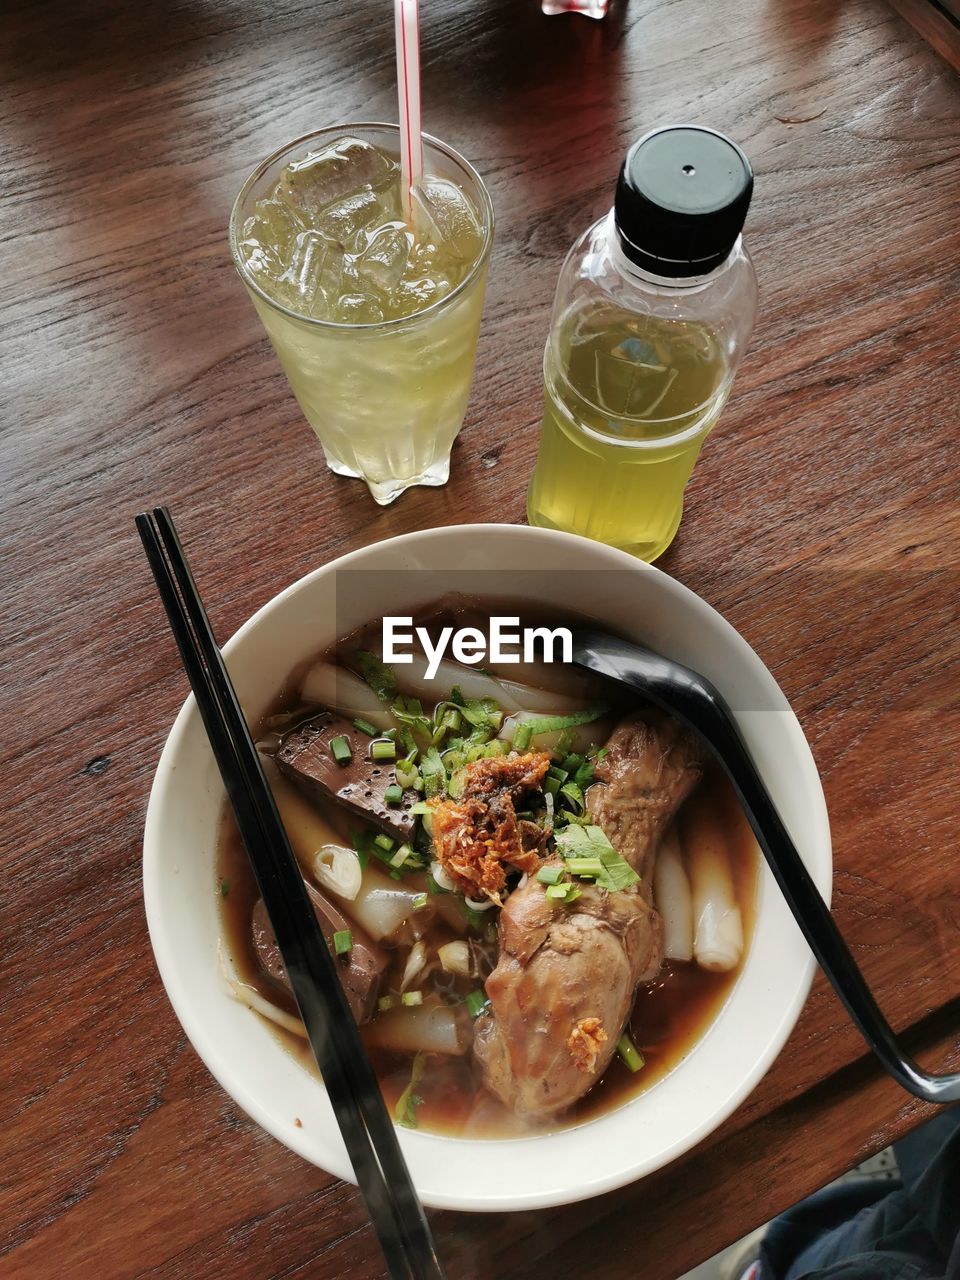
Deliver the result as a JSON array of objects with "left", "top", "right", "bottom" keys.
[{"left": 217, "top": 599, "right": 758, "bottom": 1137}]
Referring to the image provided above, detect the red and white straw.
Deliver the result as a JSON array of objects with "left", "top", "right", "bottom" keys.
[{"left": 394, "top": 0, "right": 424, "bottom": 223}]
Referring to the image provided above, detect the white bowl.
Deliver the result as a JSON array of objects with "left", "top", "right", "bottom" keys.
[{"left": 143, "top": 525, "right": 831, "bottom": 1212}]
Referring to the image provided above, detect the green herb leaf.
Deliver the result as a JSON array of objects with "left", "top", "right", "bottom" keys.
[
  {"left": 559, "top": 781, "right": 585, "bottom": 814},
  {"left": 355, "top": 650, "right": 398, "bottom": 703},
  {"left": 554, "top": 824, "right": 640, "bottom": 893},
  {"left": 395, "top": 1051, "right": 427, "bottom": 1129},
  {"left": 450, "top": 686, "right": 502, "bottom": 735}
]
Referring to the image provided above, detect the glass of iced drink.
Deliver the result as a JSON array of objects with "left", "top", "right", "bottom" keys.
[{"left": 229, "top": 124, "right": 494, "bottom": 505}]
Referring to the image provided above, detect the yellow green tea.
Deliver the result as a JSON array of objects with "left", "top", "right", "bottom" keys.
[
  {"left": 234, "top": 133, "right": 490, "bottom": 504},
  {"left": 526, "top": 304, "right": 730, "bottom": 560}
]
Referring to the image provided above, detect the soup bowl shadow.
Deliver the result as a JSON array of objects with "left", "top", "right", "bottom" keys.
[{"left": 143, "top": 524, "right": 831, "bottom": 1212}]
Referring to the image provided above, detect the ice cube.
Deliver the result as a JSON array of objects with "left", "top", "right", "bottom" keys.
[
  {"left": 356, "top": 225, "right": 411, "bottom": 292},
  {"left": 409, "top": 178, "right": 482, "bottom": 262},
  {"left": 391, "top": 274, "right": 452, "bottom": 316},
  {"left": 336, "top": 292, "right": 385, "bottom": 324},
  {"left": 242, "top": 197, "right": 305, "bottom": 259},
  {"left": 277, "top": 137, "right": 396, "bottom": 219},
  {"left": 594, "top": 349, "right": 675, "bottom": 418},
  {"left": 316, "top": 189, "right": 382, "bottom": 248},
  {"left": 278, "top": 230, "right": 330, "bottom": 306},
  {"left": 238, "top": 239, "right": 285, "bottom": 282}
]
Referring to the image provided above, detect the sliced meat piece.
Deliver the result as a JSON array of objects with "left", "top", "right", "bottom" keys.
[
  {"left": 474, "top": 874, "right": 661, "bottom": 1119},
  {"left": 276, "top": 711, "right": 416, "bottom": 842},
  {"left": 252, "top": 881, "right": 387, "bottom": 1024},
  {"left": 588, "top": 713, "right": 704, "bottom": 893},
  {"left": 474, "top": 714, "right": 702, "bottom": 1120},
  {"left": 429, "top": 752, "right": 551, "bottom": 902}
]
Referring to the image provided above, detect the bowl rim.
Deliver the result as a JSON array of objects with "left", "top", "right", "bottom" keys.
[{"left": 143, "top": 523, "right": 832, "bottom": 1211}]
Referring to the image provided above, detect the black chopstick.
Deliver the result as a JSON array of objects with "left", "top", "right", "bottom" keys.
[{"left": 136, "top": 507, "right": 445, "bottom": 1280}]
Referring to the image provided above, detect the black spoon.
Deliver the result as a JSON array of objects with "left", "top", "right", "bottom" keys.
[{"left": 572, "top": 628, "right": 960, "bottom": 1104}]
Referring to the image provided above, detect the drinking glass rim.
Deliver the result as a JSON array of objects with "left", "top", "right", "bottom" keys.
[{"left": 228, "top": 122, "right": 495, "bottom": 333}]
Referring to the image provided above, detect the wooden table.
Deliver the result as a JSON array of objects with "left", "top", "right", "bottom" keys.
[{"left": 3, "top": 0, "right": 958, "bottom": 1275}]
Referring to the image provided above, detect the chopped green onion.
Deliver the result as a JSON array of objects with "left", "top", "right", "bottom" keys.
[
  {"left": 412, "top": 892, "right": 428, "bottom": 910},
  {"left": 395, "top": 1051, "right": 426, "bottom": 1129},
  {"left": 371, "top": 738, "right": 397, "bottom": 761},
  {"left": 565, "top": 856, "right": 604, "bottom": 879},
  {"left": 401, "top": 990, "right": 423, "bottom": 1007},
  {"left": 390, "top": 843, "right": 413, "bottom": 868},
  {"left": 377, "top": 994, "right": 396, "bottom": 1013},
  {"left": 465, "top": 989, "right": 489, "bottom": 1018},
  {"left": 440, "top": 707, "right": 462, "bottom": 733},
  {"left": 391, "top": 696, "right": 432, "bottom": 745},
  {"left": 395, "top": 753, "right": 420, "bottom": 789},
  {"left": 512, "top": 723, "right": 533, "bottom": 751},
  {"left": 451, "top": 687, "right": 503, "bottom": 734},
  {"left": 374, "top": 833, "right": 395, "bottom": 853},
  {"left": 351, "top": 830, "right": 370, "bottom": 870},
  {"left": 420, "top": 745, "right": 446, "bottom": 798},
  {"left": 545, "top": 882, "right": 581, "bottom": 904},
  {"left": 384, "top": 784, "right": 404, "bottom": 807},
  {"left": 389, "top": 870, "right": 403, "bottom": 881},
  {"left": 543, "top": 774, "right": 563, "bottom": 797},
  {"left": 537, "top": 865, "right": 565, "bottom": 886},
  {"left": 511, "top": 705, "right": 609, "bottom": 744},
  {"left": 408, "top": 800, "right": 432, "bottom": 816},
  {"left": 330, "top": 735, "right": 352, "bottom": 765},
  {"left": 461, "top": 901, "right": 487, "bottom": 931},
  {"left": 617, "top": 1032, "right": 645, "bottom": 1073},
  {"left": 547, "top": 765, "right": 568, "bottom": 784},
  {"left": 381, "top": 727, "right": 399, "bottom": 741},
  {"left": 441, "top": 746, "right": 466, "bottom": 772},
  {"left": 352, "top": 717, "right": 379, "bottom": 737},
  {"left": 333, "top": 929, "right": 353, "bottom": 955}
]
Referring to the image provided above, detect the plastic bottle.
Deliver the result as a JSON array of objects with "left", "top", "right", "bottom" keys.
[{"left": 526, "top": 125, "right": 758, "bottom": 561}]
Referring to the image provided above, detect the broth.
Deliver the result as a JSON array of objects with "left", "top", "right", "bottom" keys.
[{"left": 216, "top": 599, "right": 759, "bottom": 1138}]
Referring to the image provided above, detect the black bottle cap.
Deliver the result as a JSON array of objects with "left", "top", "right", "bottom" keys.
[{"left": 614, "top": 126, "right": 753, "bottom": 278}]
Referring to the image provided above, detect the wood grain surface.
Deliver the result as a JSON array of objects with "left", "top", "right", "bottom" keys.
[{"left": 2, "top": 0, "right": 958, "bottom": 1276}]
